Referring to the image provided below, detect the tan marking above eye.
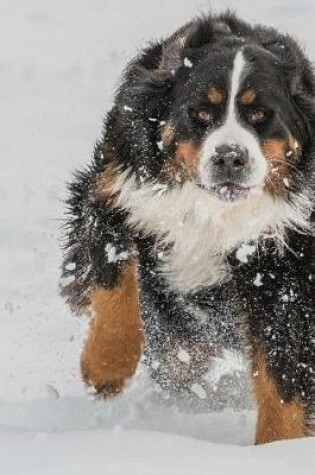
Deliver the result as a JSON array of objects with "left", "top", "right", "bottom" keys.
[
  {"left": 240, "top": 88, "right": 257, "bottom": 105},
  {"left": 207, "top": 87, "right": 223, "bottom": 105}
]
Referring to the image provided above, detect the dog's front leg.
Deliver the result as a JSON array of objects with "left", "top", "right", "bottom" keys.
[
  {"left": 235, "top": 235, "right": 314, "bottom": 444},
  {"left": 251, "top": 346, "right": 310, "bottom": 445},
  {"left": 81, "top": 259, "right": 144, "bottom": 397}
]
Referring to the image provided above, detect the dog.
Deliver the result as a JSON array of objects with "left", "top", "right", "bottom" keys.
[{"left": 61, "top": 12, "right": 315, "bottom": 444}]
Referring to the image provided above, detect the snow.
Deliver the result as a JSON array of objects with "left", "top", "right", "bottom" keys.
[
  {"left": 235, "top": 243, "right": 257, "bottom": 263},
  {"left": 183, "top": 57, "right": 193, "bottom": 68},
  {"left": 253, "top": 273, "right": 263, "bottom": 287},
  {"left": 1, "top": 0, "right": 314, "bottom": 473},
  {"left": 157, "top": 140, "right": 165, "bottom": 151},
  {"left": 1, "top": 430, "right": 315, "bottom": 475},
  {"left": 123, "top": 105, "right": 133, "bottom": 112},
  {"left": 177, "top": 348, "right": 191, "bottom": 364},
  {"left": 190, "top": 383, "right": 208, "bottom": 400},
  {"left": 105, "top": 243, "right": 129, "bottom": 263}
]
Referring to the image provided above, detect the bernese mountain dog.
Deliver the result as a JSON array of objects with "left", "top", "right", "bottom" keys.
[{"left": 61, "top": 12, "right": 314, "bottom": 444}]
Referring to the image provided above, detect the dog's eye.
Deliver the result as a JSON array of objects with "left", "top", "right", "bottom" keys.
[
  {"left": 249, "top": 108, "right": 267, "bottom": 125},
  {"left": 190, "top": 108, "right": 213, "bottom": 125},
  {"left": 197, "top": 109, "right": 211, "bottom": 123}
]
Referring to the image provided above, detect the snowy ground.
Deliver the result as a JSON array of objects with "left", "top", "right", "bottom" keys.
[{"left": 1, "top": 0, "right": 314, "bottom": 473}]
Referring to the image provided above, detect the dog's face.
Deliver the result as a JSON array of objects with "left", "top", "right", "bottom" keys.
[
  {"left": 160, "top": 46, "right": 305, "bottom": 204},
  {"left": 117, "top": 19, "right": 315, "bottom": 211}
]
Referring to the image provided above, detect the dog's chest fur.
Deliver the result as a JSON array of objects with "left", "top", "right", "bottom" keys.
[{"left": 115, "top": 175, "right": 302, "bottom": 294}]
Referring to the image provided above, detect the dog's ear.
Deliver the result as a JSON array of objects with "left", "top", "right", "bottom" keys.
[
  {"left": 126, "top": 26, "right": 195, "bottom": 96},
  {"left": 158, "top": 17, "right": 215, "bottom": 75},
  {"left": 263, "top": 37, "right": 315, "bottom": 140},
  {"left": 159, "top": 36, "right": 187, "bottom": 74},
  {"left": 128, "top": 17, "right": 216, "bottom": 92},
  {"left": 263, "top": 37, "right": 315, "bottom": 97},
  {"left": 126, "top": 26, "right": 193, "bottom": 92}
]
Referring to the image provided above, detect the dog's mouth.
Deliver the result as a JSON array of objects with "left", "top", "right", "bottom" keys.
[{"left": 209, "top": 182, "right": 257, "bottom": 203}]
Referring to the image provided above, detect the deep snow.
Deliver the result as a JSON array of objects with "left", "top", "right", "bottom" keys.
[{"left": 1, "top": 0, "right": 314, "bottom": 473}]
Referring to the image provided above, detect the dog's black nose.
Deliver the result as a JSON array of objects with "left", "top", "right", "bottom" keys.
[{"left": 213, "top": 145, "right": 249, "bottom": 172}]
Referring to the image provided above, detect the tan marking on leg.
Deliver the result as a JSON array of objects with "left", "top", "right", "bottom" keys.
[
  {"left": 207, "top": 87, "right": 223, "bottom": 105},
  {"left": 239, "top": 88, "right": 256, "bottom": 105},
  {"left": 81, "top": 260, "right": 144, "bottom": 396},
  {"left": 252, "top": 348, "right": 309, "bottom": 444}
]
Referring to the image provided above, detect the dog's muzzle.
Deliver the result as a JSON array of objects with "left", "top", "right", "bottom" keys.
[{"left": 205, "top": 144, "right": 253, "bottom": 202}]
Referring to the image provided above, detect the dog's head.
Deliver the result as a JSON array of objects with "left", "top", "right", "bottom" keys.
[
  {"left": 114, "top": 14, "right": 315, "bottom": 213},
  {"left": 165, "top": 45, "right": 306, "bottom": 204}
]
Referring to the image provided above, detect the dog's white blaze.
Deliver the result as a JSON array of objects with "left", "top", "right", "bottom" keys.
[
  {"left": 227, "top": 49, "right": 246, "bottom": 121},
  {"left": 199, "top": 50, "right": 267, "bottom": 189},
  {"left": 111, "top": 172, "right": 312, "bottom": 294}
]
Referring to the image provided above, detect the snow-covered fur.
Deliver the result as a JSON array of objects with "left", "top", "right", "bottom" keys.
[{"left": 61, "top": 12, "right": 315, "bottom": 435}]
